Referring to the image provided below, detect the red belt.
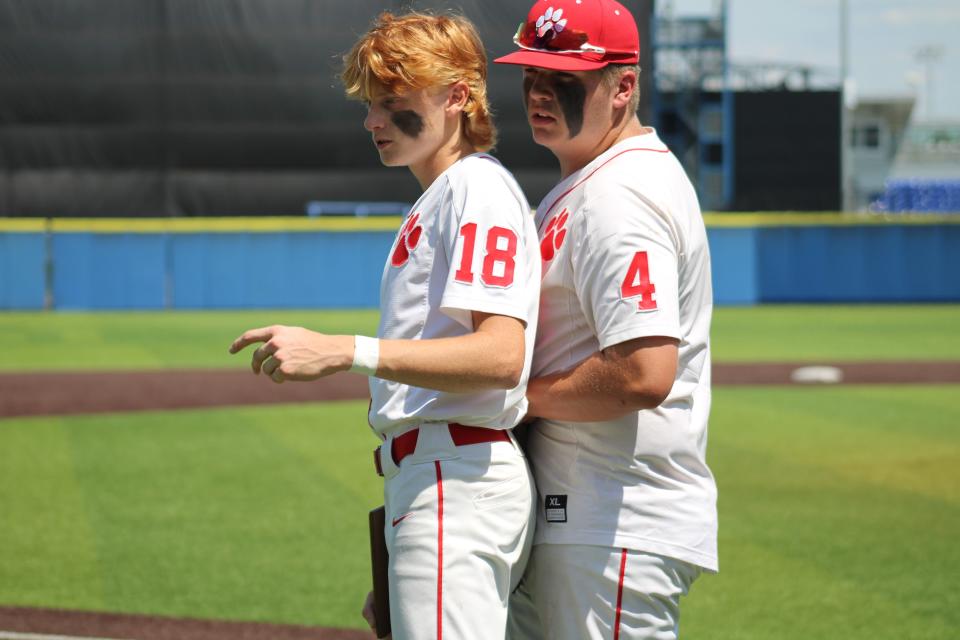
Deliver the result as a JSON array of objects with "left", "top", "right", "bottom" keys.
[{"left": 374, "top": 423, "right": 511, "bottom": 477}]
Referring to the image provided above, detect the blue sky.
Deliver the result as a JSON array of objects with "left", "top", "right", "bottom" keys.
[{"left": 666, "top": 0, "right": 959, "bottom": 121}]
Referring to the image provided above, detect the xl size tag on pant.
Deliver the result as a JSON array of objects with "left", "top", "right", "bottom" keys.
[{"left": 545, "top": 494, "right": 567, "bottom": 523}]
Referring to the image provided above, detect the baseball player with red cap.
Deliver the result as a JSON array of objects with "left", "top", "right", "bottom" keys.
[
  {"left": 495, "top": 1, "right": 718, "bottom": 638},
  {"left": 231, "top": 11, "right": 541, "bottom": 640}
]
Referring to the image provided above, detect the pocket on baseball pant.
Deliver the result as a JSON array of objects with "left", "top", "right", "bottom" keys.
[{"left": 473, "top": 474, "right": 532, "bottom": 511}]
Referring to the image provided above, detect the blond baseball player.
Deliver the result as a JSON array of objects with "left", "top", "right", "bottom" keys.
[
  {"left": 495, "top": 1, "right": 718, "bottom": 639},
  {"left": 230, "top": 11, "right": 540, "bottom": 640}
]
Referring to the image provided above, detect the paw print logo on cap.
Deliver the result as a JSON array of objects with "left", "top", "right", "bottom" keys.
[
  {"left": 535, "top": 7, "right": 568, "bottom": 44},
  {"left": 391, "top": 212, "right": 423, "bottom": 266},
  {"left": 540, "top": 208, "right": 570, "bottom": 262}
]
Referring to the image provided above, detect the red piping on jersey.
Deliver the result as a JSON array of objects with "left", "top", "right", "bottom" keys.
[
  {"left": 436, "top": 460, "right": 445, "bottom": 640},
  {"left": 540, "top": 147, "right": 670, "bottom": 229},
  {"left": 613, "top": 548, "right": 628, "bottom": 640}
]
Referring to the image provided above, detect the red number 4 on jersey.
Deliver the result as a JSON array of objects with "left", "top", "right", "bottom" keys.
[{"left": 621, "top": 251, "right": 657, "bottom": 311}]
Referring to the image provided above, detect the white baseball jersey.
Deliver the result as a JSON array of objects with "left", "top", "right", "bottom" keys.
[
  {"left": 368, "top": 153, "right": 541, "bottom": 436},
  {"left": 528, "top": 131, "right": 718, "bottom": 572}
]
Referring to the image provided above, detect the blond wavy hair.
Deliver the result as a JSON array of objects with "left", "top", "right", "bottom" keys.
[{"left": 341, "top": 12, "right": 497, "bottom": 151}]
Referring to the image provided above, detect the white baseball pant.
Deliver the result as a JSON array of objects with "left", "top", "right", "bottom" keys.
[
  {"left": 507, "top": 545, "right": 702, "bottom": 640},
  {"left": 381, "top": 424, "right": 536, "bottom": 640}
]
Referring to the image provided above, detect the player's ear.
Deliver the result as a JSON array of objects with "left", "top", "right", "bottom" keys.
[
  {"left": 612, "top": 69, "right": 637, "bottom": 110},
  {"left": 446, "top": 81, "right": 470, "bottom": 115}
]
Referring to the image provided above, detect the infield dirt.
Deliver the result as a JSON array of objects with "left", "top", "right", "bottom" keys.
[
  {"left": 0, "top": 606, "right": 370, "bottom": 640},
  {"left": 2, "top": 361, "right": 959, "bottom": 418}
]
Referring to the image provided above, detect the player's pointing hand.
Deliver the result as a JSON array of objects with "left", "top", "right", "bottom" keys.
[{"left": 229, "top": 325, "right": 354, "bottom": 383}]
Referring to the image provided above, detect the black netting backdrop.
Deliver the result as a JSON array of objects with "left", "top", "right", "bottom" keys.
[
  {"left": 733, "top": 91, "right": 841, "bottom": 211},
  {"left": 0, "top": 0, "right": 653, "bottom": 216}
]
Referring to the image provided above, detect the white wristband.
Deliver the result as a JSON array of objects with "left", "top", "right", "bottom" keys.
[{"left": 350, "top": 335, "right": 380, "bottom": 376}]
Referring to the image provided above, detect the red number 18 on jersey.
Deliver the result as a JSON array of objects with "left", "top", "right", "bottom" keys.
[{"left": 455, "top": 223, "right": 518, "bottom": 288}]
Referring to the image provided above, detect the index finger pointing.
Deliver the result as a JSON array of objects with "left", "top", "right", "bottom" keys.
[{"left": 229, "top": 326, "right": 275, "bottom": 354}]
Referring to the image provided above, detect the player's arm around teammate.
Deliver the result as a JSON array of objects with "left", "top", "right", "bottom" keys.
[
  {"left": 232, "top": 12, "right": 541, "bottom": 640},
  {"left": 495, "top": 2, "right": 718, "bottom": 639}
]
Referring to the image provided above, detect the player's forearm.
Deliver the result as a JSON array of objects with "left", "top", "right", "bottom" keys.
[
  {"left": 375, "top": 331, "right": 524, "bottom": 392},
  {"left": 526, "top": 349, "right": 672, "bottom": 422},
  {"left": 526, "top": 354, "right": 641, "bottom": 422},
  {"left": 230, "top": 316, "right": 527, "bottom": 389}
]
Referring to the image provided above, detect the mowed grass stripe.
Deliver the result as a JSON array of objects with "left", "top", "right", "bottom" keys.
[
  {"left": 1, "top": 310, "right": 381, "bottom": 372},
  {"left": 711, "top": 304, "right": 960, "bottom": 362},
  {"left": 3, "top": 305, "right": 960, "bottom": 372},
  {"left": 682, "top": 385, "right": 960, "bottom": 640},
  {"left": 0, "top": 419, "right": 105, "bottom": 608},
  {"left": 0, "top": 401, "right": 382, "bottom": 627}
]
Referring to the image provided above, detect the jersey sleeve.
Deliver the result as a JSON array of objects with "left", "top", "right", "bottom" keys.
[
  {"left": 439, "top": 173, "right": 535, "bottom": 330},
  {"left": 572, "top": 192, "right": 681, "bottom": 350}
]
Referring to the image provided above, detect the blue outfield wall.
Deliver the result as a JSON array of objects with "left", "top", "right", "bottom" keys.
[
  {"left": 170, "top": 232, "right": 393, "bottom": 309},
  {"left": 756, "top": 224, "right": 960, "bottom": 302},
  {"left": 0, "top": 231, "right": 46, "bottom": 309},
  {"left": 53, "top": 233, "right": 168, "bottom": 309},
  {"left": 704, "top": 227, "right": 759, "bottom": 305},
  {"left": 1, "top": 216, "right": 958, "bottom": 310}
]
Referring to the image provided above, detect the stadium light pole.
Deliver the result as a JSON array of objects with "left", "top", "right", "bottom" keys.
[
  {"left": 839, "top": 0, "right": 853, "bottom": 212},
  {"left": 915, "top": 45, "right": 944, "bottom": 121}
]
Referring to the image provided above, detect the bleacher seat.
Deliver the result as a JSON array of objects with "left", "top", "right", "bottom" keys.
[{"left": 871, "top": 179, "right": 960, "bottom": 214}]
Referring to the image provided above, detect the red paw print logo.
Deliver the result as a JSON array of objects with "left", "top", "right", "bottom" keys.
[
  {"left": 535, "top": 7, "right": 568, "bottom": 44},
  {"left": 540, "top": 208, "right": 569, "bottom": 262},
  {"left": 391, "top": 212, "right": 423, "bottom": 266}
]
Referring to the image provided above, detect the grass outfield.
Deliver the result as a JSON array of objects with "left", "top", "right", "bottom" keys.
[
  {"left": 1, "top": 306, "right": 959, "bottom": 637},
  {"left": 0, "top": 401, "right": 383, "bottom": 627},
  {"left": 1, "top": 305, "right": 959, "bottom": 372},
  {"left": 1, "top": 388, "right": 957, "bottom": 637},
  {"left": 685, "top": 386, "right": 959, "bottom": 640},
  {"left": 1, "top": 310, "right": 382, "bottom": 372}
]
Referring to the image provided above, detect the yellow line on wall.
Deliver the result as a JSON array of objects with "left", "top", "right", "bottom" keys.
[
  {"left": 0, "top": 213, "right": 958, "bottom": 233},
  {"left": 0, "top": 217, "right": 403, "bottom": 233},
  {"left": 46, "top": 217, "right": 405, "bottom": 233},
  {"left": 701, "top": 212, "right": 960, "bottom": 227},
  {"left": 0, "top": 219, "right": 48, "bottom": 232}
]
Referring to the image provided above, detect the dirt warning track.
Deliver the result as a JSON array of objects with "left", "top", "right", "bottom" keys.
[
  {"left": 1, "top": 361, "right": 958, "bottom": 419},
  {"left": 0, "top": 606, "right": 369, "bottom": 640},
  {"left": 0, "top": 369, "right": 370, "bottom": 418}
]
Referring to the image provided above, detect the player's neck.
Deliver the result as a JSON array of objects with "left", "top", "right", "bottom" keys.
[
  {"left": 558, "top": 116, "right": 646, "bottom": 179},
  {"left": 409, "top": 135, "right": 478, "bottom": 191}
]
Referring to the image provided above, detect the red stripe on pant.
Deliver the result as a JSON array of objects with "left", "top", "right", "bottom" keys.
[
  {"left": 435, "top": 460, "right": 444, "bottom": 640},
  {"left": 613, "top": 548, "right": 628, "bottom": 640}
]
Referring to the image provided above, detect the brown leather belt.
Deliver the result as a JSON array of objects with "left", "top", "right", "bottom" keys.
[{"left": 374, "top": 423, "right": 511, "bottom": 477}]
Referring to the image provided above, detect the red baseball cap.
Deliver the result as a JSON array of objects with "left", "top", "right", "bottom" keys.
[{"left": 494, "top": 0, "right": 640, "bottom": 71}]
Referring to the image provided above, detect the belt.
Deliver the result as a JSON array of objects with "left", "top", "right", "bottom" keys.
[{"left": 374, "top": 423, "right": 511, "bottom": 477}]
